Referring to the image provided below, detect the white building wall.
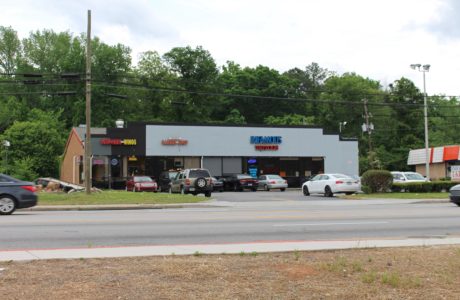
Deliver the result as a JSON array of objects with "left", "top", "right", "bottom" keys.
[{"left": 145, "top": 125, "right": 359, "bottom": 175}]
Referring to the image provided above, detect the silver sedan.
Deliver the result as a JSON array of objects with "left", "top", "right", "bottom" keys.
[{"left": 258, "top": 174, "right": 288, "bottom": 191}]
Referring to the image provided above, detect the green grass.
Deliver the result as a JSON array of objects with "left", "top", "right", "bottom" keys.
[
  {"left": 344, "top": 192, "right": 449, "bottom": 200},
  {"left": 37, "top": 190, "right": 207, "bottom": 205}
]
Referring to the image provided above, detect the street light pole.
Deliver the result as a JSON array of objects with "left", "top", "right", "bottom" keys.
[{"left": 410, "top": 64, "right": 430, "bottom": 180}]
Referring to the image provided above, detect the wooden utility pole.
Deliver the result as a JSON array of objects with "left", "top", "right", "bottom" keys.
[{"left": 84, "top": 10, "right": 92, "bottom": 194}]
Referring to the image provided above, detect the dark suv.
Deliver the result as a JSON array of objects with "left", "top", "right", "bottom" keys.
[
  {"left": 170, "top": 168, "right": 212, "bottom": 197},
  {"left": 158, "top": 170, "right": 180, "bottom": 192}
]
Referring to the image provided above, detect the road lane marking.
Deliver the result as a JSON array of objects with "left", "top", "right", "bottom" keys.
[{"left": 273, "top": 221, "right": 389, "bottom": 227}]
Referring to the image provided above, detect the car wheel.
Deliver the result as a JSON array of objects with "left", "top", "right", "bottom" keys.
[
  {"left": 264, "top": 184, "right": 270, "bottom": 191},
  {"left": 195, "top": 177, "right": 207, "bottom": 189},
  {"left": 205, "top": 191, "right": 212, "bottom": 198},
  {"left": 455, "top": 203, "right": 460, "bottom": 207},
  {"left": 302, "top": 186, "right": 310, "bottom": 196},
  {"left": 280, "top": 188, "right": 286, "bottom": 192},
  {"left": 0, "top": 196, "right": 16, "bottom": 215},
  {"left": 325, "top": 186, "right": 333, "bottom": 197}
]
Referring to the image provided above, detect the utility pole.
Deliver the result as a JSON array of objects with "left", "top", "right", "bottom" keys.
[{"left": 84, "top": 10, "right": 92, "bottom": 195}]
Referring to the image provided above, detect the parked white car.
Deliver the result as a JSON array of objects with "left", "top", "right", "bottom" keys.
[
  {"left": 391, "top": 171, "right": 427, "bottom": 183},
  {"left": 302, "top": 173, "right": 360, "bottom": 197}
]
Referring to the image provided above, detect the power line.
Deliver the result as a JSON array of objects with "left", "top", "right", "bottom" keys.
[{"left": 92, "top": 81, "right": 460, "bottom": 109}]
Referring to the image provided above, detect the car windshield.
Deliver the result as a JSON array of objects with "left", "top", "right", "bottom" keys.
[
  {"left": 237, "top": 175, "right": 253, "bottom": 179},
  {"left": 134, "top": 176, "right": 153, "bottom": 182},
  {"left": 267, "top": 175, "right": 282, "bottom": 180},
  {"left": 168, "top": 172, "right": 178, "bottom": 179},
  {"left": 405, "top": 173, "right": 424, "bottom": 180},
  {"left": 189, "top": 170, "right": 210, "bottom": 177}
]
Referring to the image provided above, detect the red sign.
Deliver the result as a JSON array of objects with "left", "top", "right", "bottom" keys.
[
  {"left": 100, "top": 138, "right": 137, "bottom": 146},
  {"left": 255, "top": 145, "right": 279, "bottom": 151},
  {"left": 161, "top": 138, "right": 188, "bottom": 145}
]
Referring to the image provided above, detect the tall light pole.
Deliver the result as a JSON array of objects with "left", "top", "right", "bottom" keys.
[{"left": 410, "top": 63, "right": 430, "bottom": 180}]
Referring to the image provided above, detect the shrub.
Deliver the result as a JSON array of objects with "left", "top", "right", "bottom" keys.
[
  {"left": 392, "top": 181, "right": 458, "bottom": 193},
  {"left": 361, "top": 170, "right": 393, "bottom": 193}
]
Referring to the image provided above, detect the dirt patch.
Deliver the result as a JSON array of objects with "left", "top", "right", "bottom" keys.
[{"left": 1, "top": 246, "right": 460, "bottom": 299}]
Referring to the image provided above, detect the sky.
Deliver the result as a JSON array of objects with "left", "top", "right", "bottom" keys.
[{"left": 1, "top": 0, "right": 459, "bottom": 96}]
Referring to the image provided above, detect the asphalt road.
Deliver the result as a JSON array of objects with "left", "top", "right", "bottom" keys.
[{"left": 1, "top": 191, "right": 460, "bottom": 250}]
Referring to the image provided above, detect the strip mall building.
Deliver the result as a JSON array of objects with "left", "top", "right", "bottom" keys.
[{"left": 61, "top": 122, "right": 359, "bottom": 188}]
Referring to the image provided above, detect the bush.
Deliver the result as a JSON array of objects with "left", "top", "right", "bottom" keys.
[
  {"left": 361, "top": 170, "right": 393, "bottom": 193},
  {"left": 392, "top": 181, "right": 459, "bottom": 193}
]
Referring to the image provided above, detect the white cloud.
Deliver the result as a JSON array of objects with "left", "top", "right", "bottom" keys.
[{"left": 1, "top": 0, "right": 458, "bottom": 95}]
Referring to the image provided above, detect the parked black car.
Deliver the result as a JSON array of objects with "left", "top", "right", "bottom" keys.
[
  {"left": 158, "top": 170, "right": 180, "bottom": 192},
  {"left": 0, "top": 174, "right": 38, "bottom": 215},
  {"left": 449, "top": 184, "right": 460, "bottom": 206},
  {"left": 221, "top": 174, "right": 259, "bottom": 191}
]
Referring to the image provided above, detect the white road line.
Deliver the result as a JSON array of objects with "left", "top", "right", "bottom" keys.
[{"left": 273, "top": 221, "right": 389, "bottom": 227}]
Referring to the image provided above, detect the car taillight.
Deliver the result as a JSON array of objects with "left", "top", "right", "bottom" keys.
[
  {"left": 335, "top": 180, "right": 344, "bottom": 184},
  {"left": 284, "top": 180, "right": 287, "bottom": 184},
  {"left": 270, "top": 180, "right": 276, "bottom": 184},
  {"left": 239, "top": 180, "right": 246, "bottom": 184},
  {"left": 21, "top": 185, "right": 37, "bottom": 193},
  {"left": 185, "top": 179, "right": 191, "bottom": 185}
]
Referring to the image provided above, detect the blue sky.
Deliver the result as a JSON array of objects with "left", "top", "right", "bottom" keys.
[{"left": 2, "top": 0, "right": 459, "bottom": 96}]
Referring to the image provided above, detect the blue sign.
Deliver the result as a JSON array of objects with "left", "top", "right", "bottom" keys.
[
  {"left": 248, "top": 158, "right": 257, "bottom": 164},
  {"left": 250, "top": 136, "right": 282, "bottom": 144},
  {"left": 248, "top": 167, "right": 258, "bottom": 178}
]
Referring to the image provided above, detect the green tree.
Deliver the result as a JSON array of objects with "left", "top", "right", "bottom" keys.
[
  {"left": 224, "top": 109, "right": 246, "bottom": 124},
  {"left": 163, "top": 46, "right": 219, "bottom": 122},
  {"left": 0, "top": 26, "right": 21, "bottom": 74},
  {"left": 0, "top": 112, "right": 65, "bottom": 177},
  {"left": 265, "top": 114, "right": 315, "bottom": 126}
]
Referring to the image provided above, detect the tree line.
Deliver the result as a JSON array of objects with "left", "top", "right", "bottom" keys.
[{"left": 0, "top": 26, "right": 459, "bottom": 180}]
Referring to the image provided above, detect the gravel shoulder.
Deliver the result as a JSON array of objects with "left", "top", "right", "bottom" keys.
[{"left": 1, "top": 245, "right": 459, "bottom": 299}]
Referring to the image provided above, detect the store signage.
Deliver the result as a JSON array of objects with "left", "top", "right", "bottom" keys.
[
  {"left": 161, "top": 138, "right": 188, "bottom": 146},
  {"left": 250, "top": 136, "right": 282, "bottom": 144},
  {"left": 100, "top": 138, "right": 137, "bottom": 146},
  {"left": 451, "top": 166, "right": 460, "bottom": 181},
  {"left": 255, "top": 145, "right": 279, "bottom": 151},
  {"left": 250, "top": 136, "right": 281, "bottom": 151},
  {"left": 92, "top": 159, "right": 105, "bottom": 165}
]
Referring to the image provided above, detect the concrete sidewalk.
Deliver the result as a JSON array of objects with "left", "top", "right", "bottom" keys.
[{"left": 2, "top": 237, "right": 460, "bottom": 261}]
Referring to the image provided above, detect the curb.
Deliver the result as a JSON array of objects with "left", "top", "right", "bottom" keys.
[
  {"left": 26, "top": 203, "right": 223, "bottom": 211},
  {"left": 2, "top": 238, "right": 460, "bottom": 261}
]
